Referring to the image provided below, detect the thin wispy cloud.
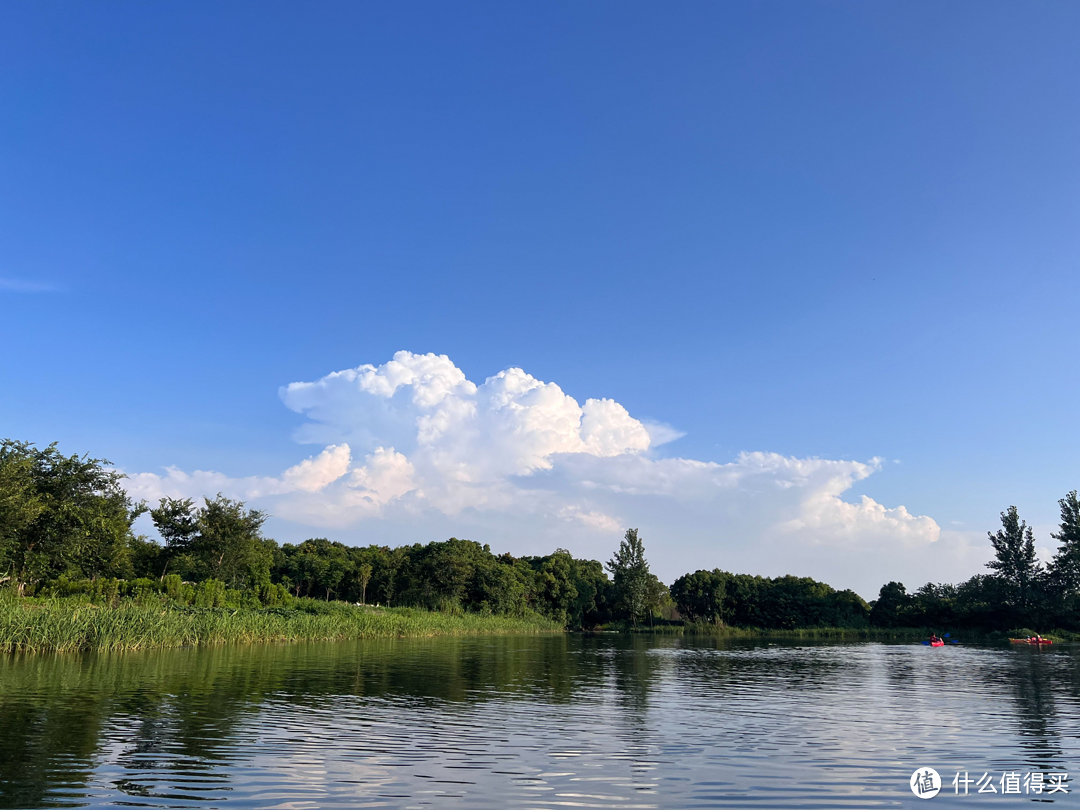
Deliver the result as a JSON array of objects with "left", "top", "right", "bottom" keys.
[{"left": 0, "top": 277, "right": 66, "bottom": 293}]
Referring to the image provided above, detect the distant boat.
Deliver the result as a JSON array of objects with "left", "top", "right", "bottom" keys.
[{"left": 1009, "top": 637, "right": 1052, "bottom": 645}]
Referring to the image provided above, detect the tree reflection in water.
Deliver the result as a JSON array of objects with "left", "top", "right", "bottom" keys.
[{"left": 2, "top": 637, "right": 1080, "bottom": 809}]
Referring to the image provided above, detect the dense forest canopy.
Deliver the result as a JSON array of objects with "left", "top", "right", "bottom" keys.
[{"left": 4, "top": 439, "right": 1080, "bottom": 631}]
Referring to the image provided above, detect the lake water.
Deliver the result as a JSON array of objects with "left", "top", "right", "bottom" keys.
[{"left": 1, "top": 634, "right": 1077, "bottom": 808}]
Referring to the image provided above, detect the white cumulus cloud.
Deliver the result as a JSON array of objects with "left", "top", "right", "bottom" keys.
[
  {"left": 124, "top": 444, "right": 354, "bottom": 503},
  {"left": 122, "top": 351, "right": 964, "bottom": 596}
]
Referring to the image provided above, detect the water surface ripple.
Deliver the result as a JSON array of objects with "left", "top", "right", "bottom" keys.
[{"left": 1, "top": 635, "right": 1077, "bottom": 808}]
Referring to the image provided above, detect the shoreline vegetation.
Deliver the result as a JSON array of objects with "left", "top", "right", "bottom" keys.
[
  {"left": 4, "top": 438, "right": 1080, "bottom": 653},
  {"left": 4, "top": 595, "right": 1075, "bottom": 655},
  {"left": 616, "top": 623, "right": 1079, "bottom": 643},
  {"left": 0, "top": 597, "right": 562, "bottom": 654}
]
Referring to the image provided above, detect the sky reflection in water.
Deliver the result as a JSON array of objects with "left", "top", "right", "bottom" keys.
[{"left": 1, "top": 635, "right": 1078, "bottom": 808}]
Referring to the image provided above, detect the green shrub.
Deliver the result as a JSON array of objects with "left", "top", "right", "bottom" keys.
[
  {"left": 194, "top": 579, "right": 226, "bottom": 608},
  {"left": 163, "top": 574, "right": 184, "bottom": 601}
]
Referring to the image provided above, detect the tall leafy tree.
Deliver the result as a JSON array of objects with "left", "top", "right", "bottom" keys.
[
  {"left": 986, "top": 505, "right": 1041, "bottom": 617},
  {"left": 606, "top": 528, "right": 651, "bottom": 626},
  {"left": 412, "top": 537, "right": 477, "bottom": 609},
  {"left": 533, "top": 550, "right": 579, "bottom": 624},
  {"left": 644, "top": 573, "right": 670, "bottom": 624},
  {"left": 0, "top": 444, "right": 44, "bottom": 591},
  {"left": 0, "top": 440, "right": 139, "bottom": 592},
  {"left": 380, "top": 546, "right": 406, "bottom": 607},
  {"left": 671, "top": 569, "right": 727, "bottom": 624},
  {"left": 868, "top": 581, "right": 911, "bottom": 628},
  {"left": 195, "top": 496, "right": 271, "bottom": 588},
  {"left": 567, "top": 558, "right": 612, "bottom": 629},
  {"left": 148, "top": 497, "right": 199, "bottom": 578},
  {"left": 149, "top": 495, "right": 270, "bottom": 588},
  {"left": 357, "top": 563, "right": 373, "bottom": 605},
  {"left": 1049, "top": 491, "right": 1080, "bottom": 592}
]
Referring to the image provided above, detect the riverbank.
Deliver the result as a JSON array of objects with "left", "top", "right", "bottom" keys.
[
  {"left": 0, "top": 598, "right": 563, "bottom": 653},
  {"left": 6, "top": 597, "right": 1072, "bottom": 655},
  {"left": 600, "top": 623, "right": 929, "bottom": 639},
  {"left": 683, "top": 625, "right": 930, "bottom": 640},
  {"left": 599, "top": 622, "right": 1080, "bottom": 642}
]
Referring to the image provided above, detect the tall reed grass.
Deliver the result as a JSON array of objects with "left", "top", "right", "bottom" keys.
[{"left": 0, "top": 597, "right": 562, "bottom": 654}]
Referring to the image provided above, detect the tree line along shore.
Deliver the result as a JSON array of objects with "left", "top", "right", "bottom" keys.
[{"left": 3, "top": 439, "right": 1080, "bottom": 653}]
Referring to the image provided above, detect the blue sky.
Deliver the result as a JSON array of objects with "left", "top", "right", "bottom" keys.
[{"left": 2, "top": 2, "right": 1078, "bottom": 595}]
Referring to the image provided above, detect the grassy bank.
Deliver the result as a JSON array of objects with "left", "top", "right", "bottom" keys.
[{"left": 0, "top": 597, "right": 563, "bottom": 654}]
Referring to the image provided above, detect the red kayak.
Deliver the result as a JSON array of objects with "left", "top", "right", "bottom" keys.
[
  {"left": 1010, "top": 638, "right": 1052, "bottom": 645},
  {"left": 929, "top": 640, "right": 944, "bottom": 647}
]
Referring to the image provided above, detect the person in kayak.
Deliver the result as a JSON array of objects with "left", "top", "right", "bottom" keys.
[{"left": 929, "top": 633, "right": 942, "bottom": 645}]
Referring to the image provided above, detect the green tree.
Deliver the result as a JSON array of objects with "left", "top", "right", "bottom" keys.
[
  {"left": 606, "top": 528, "right": 651, "bottom": 626},
  {"left": 312, "top": 540, "right": 352, "bottom": 600},
  {"left": 149, "top": 495, "right": 270, "bottom": 588},
  {"left": 671, "top": 569, "right": 727, "bottom": 624},
  {"left": 127, "top": 535, "right": 165, "bottom": 579},
  {"left": 415, "top": 538, "right": 477, "bottom": 609},
  {"left": 869, "top": 581, "right": 911, "bottom": 627},
  {"left": 533, "top": 550, "right": 579, "bottom": 624},
  {"left": 196, "top": 495, "right": 270, "bottom": 587},
  {"left": 279, "top": 538, "right": 345, "bottom": 599},
  {"left": 986, "top": 505, "right": 1041, "bottom": 619},
  {"left": 472, "top": 554, "right": 527, "bottom": 616},
  {"left": 148, "top": 497, "right": 199, "bottom": 578},
  {"left": 357, "top": 563, "right": 373, "bottom": 604},
  {"left": 0, "top": 444, "right": 44, "bottom": 591},
  {"left": 1049, "top": 491, "right": 1080, "bottom": 592},
  {"left": 0, "top": 440, "right": 140, "bottom": 592},
  {"left": 567, "top": 558, "right": 612, "bottom": 629},
  {"left": 380, "top": 546, "right": 406, "bottom": 607},
  {"left": 643, "top": 573, "right": 669, "bottom": 624}
]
